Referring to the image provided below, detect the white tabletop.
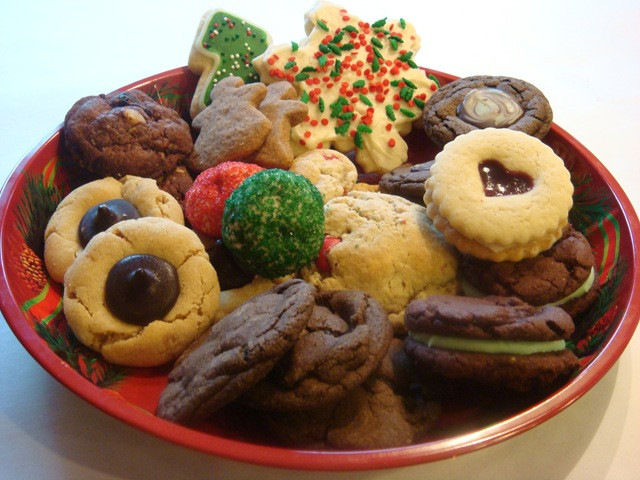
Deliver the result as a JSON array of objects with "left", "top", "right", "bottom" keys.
[{"left": 1, "top": 1, "right": 639, "bottom": 478}]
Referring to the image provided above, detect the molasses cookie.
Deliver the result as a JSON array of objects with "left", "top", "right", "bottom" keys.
[
  {"left": 242, "top": 289, "right": 393, "bottom": 411},
  {"left": 404, "top": 295, "right": 580, "bottom": 393},
  {"left": 424, "top": 128, "right": 573, "bottom": 262},
  {"left": 156, "top": 279, "right": 316, "bottom": 425},
  {"left": 422, "top": 75, "right": 553, "bottom": 146},
  {"left": 63, "top": 217, "right": 220, "bottom": 367},
  {"left": 460, "top": 225, "right": 599, "bottom": 318}
]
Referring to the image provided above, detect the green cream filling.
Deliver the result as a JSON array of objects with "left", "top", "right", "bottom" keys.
[
  {"left": 409, "top": 332, "right": 567, "bottom": 355},
  {"left": 549, "top": 267, "right": 595, "bottom": 306},
  {"left": 461, "top": 267, "right": 595, "bottom": 307}
]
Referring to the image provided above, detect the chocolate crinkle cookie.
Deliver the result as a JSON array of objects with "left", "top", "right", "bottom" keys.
[
  {"left": 241, "top": 289, "right": 393, "bottom": 411},
  {"left": 63, "top": 89, "right": 194, "bottom": 180},
  {"left": 260, "top": 339, "right": 440, "bottom": 449},
  {"left": 460, "top": 225, "right": 599, "bottom": 318},
  {"left": 379, "top": 160, "right": 434, "bottom": 206},
  {"left": 422, "top": 75, "right": 553, "bottom": 146}
]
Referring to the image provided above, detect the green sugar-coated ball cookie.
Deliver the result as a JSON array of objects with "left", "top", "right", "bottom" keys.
[{"left": 222, "top": 169, "right": 325, "bottom": 278}]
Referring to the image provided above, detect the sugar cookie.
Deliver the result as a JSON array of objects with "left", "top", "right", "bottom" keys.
[
  {"left": 424, "top": 128, "right": 573, "bottom": 262},
  {"left": 188, "top": 9, "right": 271, "bottom": 119},
  {"left": 252, "top": 2, "right": 438, "bottom": 174}
]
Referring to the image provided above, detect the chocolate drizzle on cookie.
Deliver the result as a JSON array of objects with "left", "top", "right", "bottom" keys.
[
  {"left": 105, "top": 254, "right": 179, "bottom": 326},
  {"left": 479, "top": 159, "right": 534, "bottom": 196},
  {"left": 78, "top": 199, "right": 140, "bottom": 247},
  {"left": 457, "top": 87, "right": 523, "bottom": 128}
]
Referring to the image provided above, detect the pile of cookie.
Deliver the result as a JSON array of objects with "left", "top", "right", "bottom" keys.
[{"left": 42, "top": 2, "right": 600, "bottom": 449}]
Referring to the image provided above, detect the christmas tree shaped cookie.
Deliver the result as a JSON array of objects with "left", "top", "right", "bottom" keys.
[{"left": 188, "top": 10, "right": 272, "bottom": 118}]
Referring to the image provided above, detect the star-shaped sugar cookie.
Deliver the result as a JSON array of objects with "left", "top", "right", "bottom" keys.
[{"left": 252, "top": 1, "right": 438, "bottom": 174}]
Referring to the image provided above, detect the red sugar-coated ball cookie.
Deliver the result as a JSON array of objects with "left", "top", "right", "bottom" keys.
[{"left": 184, "top": 162, "right": 263, "bottom": 237}]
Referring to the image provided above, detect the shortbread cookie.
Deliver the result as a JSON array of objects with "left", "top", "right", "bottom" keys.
[
  {"left": 242, "top": 289, "right": 393, "bottom": 411},
  {"left": 63, "top": 90, "right": 193, "bottom": 179},
  {"left": 63, "top": 217, "right": 220, "bottom": 367},
  {"left": 404, "top": 295, "right": 580, "bottom": 392},
  {"left": 302, "top": 191, "right": 458, "bottom": 331},
  {"left": 188, "top": 9, "right": 271, "bottom": 119},
  {"left": 44, "top": 176, "right": 184, "bottom": 283},
  {"left": 289, "top": 149, "right": 358, "bottom": 203},
  {"left": 422, "top": 75, "right": 553, "bottom": 146},
  {"left": 156, "top": 279, "right": 316, "bottom": 424},
  {"left": 424, "top": 128, "right": 573, "bottom": 262},
  {"left": 252, "top": 2, "right": 438, "bottom": 174}
]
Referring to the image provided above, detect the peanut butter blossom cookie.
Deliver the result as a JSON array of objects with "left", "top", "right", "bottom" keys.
[
  {"left": 252, "top": 2, "right": 438, "bottom": 174},
  {"left": 222, "top": 169, "right": 325, "bottom": 278},
  {"left": 188, "top": 9, "right": 271, "bottom": 118}
]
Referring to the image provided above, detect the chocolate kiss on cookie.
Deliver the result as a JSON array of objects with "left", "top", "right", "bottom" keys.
[
  {"left": 156, "top": 279, "right": 316, "bottom": 425},
  {"left": 404, "top": 295, "right": 580, "bottom": 393}
]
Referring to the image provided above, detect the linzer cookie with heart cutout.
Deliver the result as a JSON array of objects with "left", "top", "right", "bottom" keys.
[{"left": 424, "top": 128, "right": 573, "bottom": 262}]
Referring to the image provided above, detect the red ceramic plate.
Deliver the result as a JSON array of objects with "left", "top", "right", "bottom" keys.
[{"left": 1, "top": 66, "right": 639, "bottom": 471}]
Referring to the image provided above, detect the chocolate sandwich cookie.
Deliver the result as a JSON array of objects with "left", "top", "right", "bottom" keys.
[
  {"left": 422, "top": 75, "right": 553, "bottom": 146},
  {"left": 379, "top": 161, "right": 434, "bottom": 206},
  {"left": 260, "top": 339, "right": 440, "bottom": 449},
  {"left": 404, "top": 295, "right": 580, "bottom": 393},
  {"left": 156, "top": 279, "right": 316, "bottom": 425},
  {"left": 460, "top": 225, "right": 599, "bottom": 318},
  {"left": 242, "top": 289, "right": 393, "bottom": 411}
]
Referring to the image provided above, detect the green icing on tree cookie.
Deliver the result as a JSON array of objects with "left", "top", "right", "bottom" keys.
[{"left": 189, "top": 10, "right": 271, "bottom": 117}]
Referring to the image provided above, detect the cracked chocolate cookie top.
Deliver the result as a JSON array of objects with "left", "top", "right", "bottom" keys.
[
  {"left": 422, "top": 75, "right": 553, "bottom": 146},
  {"left": 242, "top": 289, "right": 393, "bottom": 411},
  {"left": 405, "top": 294, "right": 576, "bottom": 342},
  {"left": 63, "top": 89, "right": 193, "bottom": 179},
  {"left": 156, "top": 279, "right": 316, "bottom": 425},
  {"left": 460, "top": 225, "right": 599, "bottom": 317}
]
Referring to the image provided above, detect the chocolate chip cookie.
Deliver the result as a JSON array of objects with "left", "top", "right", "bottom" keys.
[
  {"left": 156, "top": 279, "right": 316, "bottom": 425},
  {"left": 63, "top": 89, "right": 193, "bottom": 179},
  {"left": 422, "top": 75, "right": 553, "bottom": 146}
]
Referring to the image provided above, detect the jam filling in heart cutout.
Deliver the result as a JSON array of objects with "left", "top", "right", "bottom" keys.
[{"left": 478, "top": 159, "right": 534, "bottom": 196}]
